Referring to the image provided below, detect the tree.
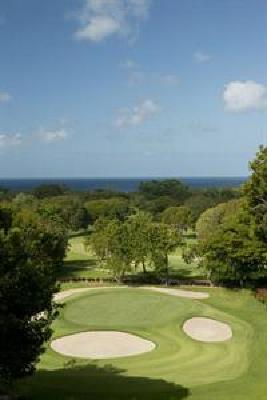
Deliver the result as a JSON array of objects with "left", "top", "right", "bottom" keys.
[
  {"left": 87, "top": 215, "right": 181, "bottom": 283},
  {"left": 0, "top": 206, "right": 12, "bottom": 234},
  {"left": 149, "top": 223, "right": 181, "bottom": 284},
  {"left": 38, "top": 195, "right": 91, "bottom": 231},
  {"left": 126, "top": 211, "right": 153, "bottom": 273},
  {"left": 138, "top": 179, "right": 190, "bottom": 202},
  {"left": 161, "top": 206, "right": 192, "bottom": 232},
  {"left": 184, "top": 193, "right": 217, "bottom": 224},
  {"left": 85, "top": 198, "right": 130, "bottom": 222},
  {"left": 197, "top": 204, "right": 267, "bottom": 285},
  {"left": 195, "top": 200, "right": 240, "bottom": 241},
  {"left": 32, "top": 184, "right": 68, "bottom": 199},
  {"left": 244, "top": 145, "right": 267, "bottom": 242},
  {"left": 184, "top": 188, "right": 240, "bottom": 224},
  {"left": 87, "top": 218, "right": 132, "bottom": 281},
  {"left": 0, "top": 210, "right": 68, "bottom": 389}
]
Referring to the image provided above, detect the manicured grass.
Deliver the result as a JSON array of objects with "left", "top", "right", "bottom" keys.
[
  {"left": 17, "top": 287, "right": 267, "bottom": 399},
  {"left": 59, "top": 236, "right": 111, "bottom": 279}
]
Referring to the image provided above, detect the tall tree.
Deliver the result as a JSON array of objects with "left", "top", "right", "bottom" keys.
[
  {"left": 126, "top": 211, "right": 153, "bottom": 273},
  {"left": 87, "top": 218, "right": 132, "bottom": 281},
  {"left": 197, "top": 203, "right": 267, "bottom": 285},
  {"left": 149, "top": 223, "right": 181, "bottom": 284},
  {"left": 244, "top": 145, "right": 267, "bottom": 242},
  {"left": 0, "top": 210, "right": 68, "bottom": 389}
]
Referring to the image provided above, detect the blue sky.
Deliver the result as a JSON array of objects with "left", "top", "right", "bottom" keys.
[{"left": 0, "top": 0, "right": 267, "bottom": 177}]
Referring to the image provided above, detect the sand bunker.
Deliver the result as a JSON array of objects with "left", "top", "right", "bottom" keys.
[
  {"left": 183, "top": 317, "right": 232, "bottom": 342},
  {"left": 54, "top": 286, "right": 209, "bottom": 303},
  {"left": 142, "top": 287, "right": 209, "bottom": 299},
  {"left": 54, "top": 288, "right": 93, "bottom": 302},
  {"left": 51, "top": 331, "right": 156, "bottom": 359}
]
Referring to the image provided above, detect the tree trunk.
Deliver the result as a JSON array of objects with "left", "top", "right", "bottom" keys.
[
  {"left": 142, "top": 260, "right": 146, "bottom": 274},
  {"left": 165, "top": 254, "right": 169, "bottom": 286}
]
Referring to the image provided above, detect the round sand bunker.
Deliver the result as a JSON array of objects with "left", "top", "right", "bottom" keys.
[
  {"left": 183, "top": 317, "right": 232, "bottom": 342},
  {"left": 51, "top": 331, "right": 156, "bottom": 359}
]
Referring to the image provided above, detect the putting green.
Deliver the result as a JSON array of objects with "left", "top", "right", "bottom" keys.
[
  {"left": 17, "top": 287, "right": 267, "bottom": 400},
  {"left": 52, "top": 289, "right": 249, "bottom": 385}
]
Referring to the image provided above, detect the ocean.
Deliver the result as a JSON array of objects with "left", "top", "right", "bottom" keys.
[{"left": 0, "top": 177, "right": 247, "bottom": 192}]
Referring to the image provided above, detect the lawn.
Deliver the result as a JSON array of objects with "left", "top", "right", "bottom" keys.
[{"left": 17, "top": 287, "right": 267, "bottom": 400}]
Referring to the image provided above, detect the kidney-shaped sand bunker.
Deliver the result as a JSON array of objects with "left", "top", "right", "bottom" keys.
[
  {"left": 183, "top": 317, "right": 232, "bottom": 342},
  {"left": 51, "top": 331, "right": 156, "bottom": 359}
]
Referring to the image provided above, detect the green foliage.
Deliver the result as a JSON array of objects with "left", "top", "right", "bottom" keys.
[
  {"left": 161, "top": 206, "right": 192, "bottom": 231},
  {"left": 244, "top": 145, "right": 267, "bottom": 241},
  {"left": 139, "top": 179, "right": 190, "bottom": 202},
  {"left": 184, "top": 188, "right": 240, "bottom": 224},
  {"left": 195, "top": 198, "right": 267, "bottom": 285},
  {"left": 0, "top": 210, "right": 68, "bottom": 385},
  {"left": 85, "top": 197, "right": 130, "bottom": 222},
  {"left": 32, "top": 184, "right": 68, "bottom": 199},
  {"left": 149, "top": 223, "right": 181, "bottom": 279},
  {"left": 0, "top": 206, "right": 12, "bottom": 234},
  {"left": 195, "top": 200, "right": 240, "bottom": 241},
  {"left": 38, "top": 195, "right": 91, "bottom": 231},
  {"left": 126, "top": 211, "right": 153, "bottom": 272},
  {"left": 192, "top": 147, "right": 267, "bottom": 285},
  {"left": 198, "top": 205, "right": 267, "bottom": 284},
  {"left": 87, "top": 214, "right": 181, "bottom": 281}
]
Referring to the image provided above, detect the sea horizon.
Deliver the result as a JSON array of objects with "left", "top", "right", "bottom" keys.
[{"left": 0, "top": 176, "right": 248, "bottom": 192}]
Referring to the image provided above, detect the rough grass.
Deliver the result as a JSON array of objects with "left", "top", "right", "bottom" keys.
[{"left": 16, "top": 287, "right": 267, "bottom": 400}]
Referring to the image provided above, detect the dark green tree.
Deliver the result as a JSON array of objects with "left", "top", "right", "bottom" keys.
[
  {"left": 32, "top": 184, "right": 68, "bottom": 199},
  {"left": 138, "top": 179, "right": 190, "bottom": 202},
  {"left": 0, "top": 210, "right": 68, "bottom": 388},
  {"left": 197, "top": 203, "right": 267, "bottom": 285},
  {"left": 244, "top": 145, "right": 267, "bottom": 242},
  {"left": 149, "top": 223, "right": 181, "bottom": 284}
]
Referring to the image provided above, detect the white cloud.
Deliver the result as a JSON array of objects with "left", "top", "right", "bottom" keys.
[
  {"left": 40, "top": 128, "right": 68, "bottom": 143},
  {"left": 223, "top": 80, "right": 267, "bottom": 112},
  {"left": 160, "top": 74, "right": 179, "bottom": 86},
  {"left": 0, "top": 91, "right": 12, "bottom": 103},
  {"left": 120, "top": 59, "right": 145, "bottom": 85},
  {"left": 0, "top": 133, "right": 22, "bottom": 147},
  {"left": 115, "top": 99, "right": 159, "bottom": 128},
  {"left": 74, "top": 0, "right": 151, "bottom": 42},
  {"left": 76, "top": 15, "right": 120, "bottom": 41},
  {"left": 194, "top": 51, "right": 212, "bottom": 63}
]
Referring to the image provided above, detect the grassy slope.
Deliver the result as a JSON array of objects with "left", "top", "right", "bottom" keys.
[{"left": 17, "top": 287, "right": 267, "bottom": 400}]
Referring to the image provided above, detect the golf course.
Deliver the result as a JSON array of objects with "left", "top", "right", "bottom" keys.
[{"left": 16, "top": 285, "right": 267, "bottom": 400}]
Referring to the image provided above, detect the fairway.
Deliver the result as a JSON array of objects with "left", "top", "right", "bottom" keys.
[{"left": 16, "top": 286, "right": 267, "bottom": 400}]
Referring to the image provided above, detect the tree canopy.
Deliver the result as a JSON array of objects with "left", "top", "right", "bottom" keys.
[{"left": 0, "top": 208, "right": 68, "bottom": 385}]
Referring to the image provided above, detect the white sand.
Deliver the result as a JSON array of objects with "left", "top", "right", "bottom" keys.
[
  {"left": 51, "top": 331, "right": 155, "bottom": 359},
  {"left": 183, "top": 317, "right": 232, "bottom": 342},
  {"left": 142, "top": 287, "right": 209, "bottom": 299},
  {"left": 54, "top": 286, "right": 209, "bottom": 302}
]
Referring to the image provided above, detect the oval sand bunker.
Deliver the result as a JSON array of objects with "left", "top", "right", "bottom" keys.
[
  {"left": 183, "top": 317, "right": 232, "bottom": 342},
  {"left": 51, "top": 331, "right": 156, "bottom": 359}
]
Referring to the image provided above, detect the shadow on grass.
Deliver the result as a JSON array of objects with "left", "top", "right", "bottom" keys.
[
  {"left": 58, "top": 259, "right": 100, "bottom": 279},
  {"left": 18, "top": 363, "right": 190, "bottom": 400},
  {"left": 69, "top": 230, "right": 92, "bottom": 239},
  {"left": 64, "top": 259, "right": 98, "bottom": 270}
]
